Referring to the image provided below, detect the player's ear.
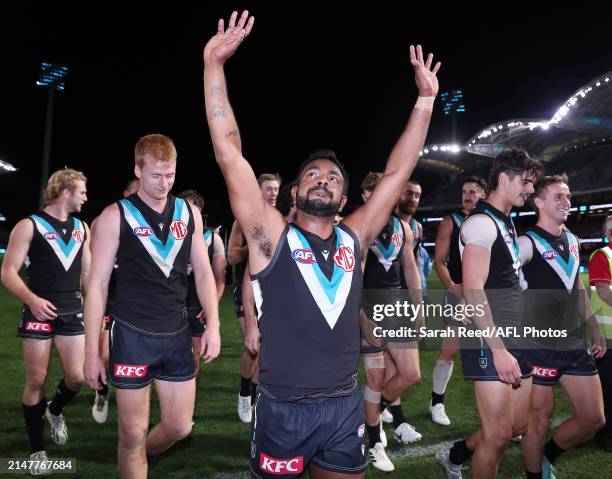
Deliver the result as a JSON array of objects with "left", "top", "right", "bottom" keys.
[
  {"left": 339, "top": 195, "right": 348, "bottom": 212},
  {"left": 291, "top": 185, "right": 298, "bottom": 205}
]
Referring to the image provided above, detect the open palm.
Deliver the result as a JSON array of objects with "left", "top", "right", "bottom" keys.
[
  {"left": 409, "top": 45, "right": 441, "bottom": 97},
  {"left": 203, "top": 10, "right": 255, "bottom": 65}
]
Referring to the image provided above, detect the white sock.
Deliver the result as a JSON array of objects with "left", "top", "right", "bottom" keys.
[{"left": 432, "top": 360, "right": 454, "bottom": 395}]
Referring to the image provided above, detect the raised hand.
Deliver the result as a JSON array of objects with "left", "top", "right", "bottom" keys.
[
  {"left": 203, "top": 10, "right": 255, "bottom": 65},
  {"left": 409, "top": 45, "right": 441, "bottom": 97}
]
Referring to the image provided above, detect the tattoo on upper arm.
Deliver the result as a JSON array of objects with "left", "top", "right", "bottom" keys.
[
  {"left": 225, "top": 130, "right": 240, "bottom": 137},
  {"left": 251, "top": 225, "right": 273, "bottom": 259},
  {"left": 210, "top": 104, "right": 227, "bottom": 118}
]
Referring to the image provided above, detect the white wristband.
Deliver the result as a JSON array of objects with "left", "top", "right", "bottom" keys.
[{"left": 415, "top": 96, "right": 435, "bottom": 112}]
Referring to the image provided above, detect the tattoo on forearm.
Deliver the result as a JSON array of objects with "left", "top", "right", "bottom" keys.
[
  {"left": 210, "top": 104, "right": 226, "bottom": 118},
  {"left": 225, "top": 130, "right": 240, "bottom": 137},
  {"left": 211, "top": 86, "right": 225, "bottom": 97}
]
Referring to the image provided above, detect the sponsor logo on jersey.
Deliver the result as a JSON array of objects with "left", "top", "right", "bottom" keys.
[
  {"left": 292, "top": 249, "right": 316, "bottom": 264},
  {"left": 113, "top": 364, "right": 149, "bottom": 378},
  {"left": 169, "top": 220, "right": 188, "bottom": 240},
  {"left": 44, "top": 232, "right": 58, "bottom": 240},
  {"left": 569, "top": 244, "right": 579, "bottom": 259},
  {"left": 24, "top": 321, "right": 52, "bottom": 333},
  {"left": 532, "top": 365, "right": 558, "bottom": 378},
  {"left": 133, "top": 226, "right": 153, "bottom": 237},
  {"left": 334, "top": 245, "right": 355, "bottom": 272},
  {"left": 542, "top": 250, "right": 558, "bottom": 260},
  {"left": 259, "top": 454, "right": 304, "bottom": 475},
  {"left": 71, "top": 230, "right": 84, "bottom": 243},
  {"left": 392, "top": 232, "right": 403, "bottom": 247}
]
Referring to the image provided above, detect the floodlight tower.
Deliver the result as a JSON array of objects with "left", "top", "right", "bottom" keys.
[
  {"left": 36, "top": 62, "right": 69, "bottom": 207},
  {"left": 440, "top": 89, "right": 466, "bottom": 144}
]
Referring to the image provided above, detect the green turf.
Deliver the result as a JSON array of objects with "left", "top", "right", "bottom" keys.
[{"left": 0, "top": 269, "right": 608, "bottom": 478}]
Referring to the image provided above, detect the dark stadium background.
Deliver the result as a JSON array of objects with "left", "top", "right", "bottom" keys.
[{"left": 1, "top": 5, "right": 611, "bottom": 253}]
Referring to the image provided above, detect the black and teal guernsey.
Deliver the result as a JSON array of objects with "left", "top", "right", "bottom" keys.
[
  {"left": 364, "top": 215, "right": 405, "bottom": 289},
  {"left": 112, "top": 193, "right": 194, "bottom": 335},
  {"left": 251, "top": 222, "right": 362, "bottom": 399}
]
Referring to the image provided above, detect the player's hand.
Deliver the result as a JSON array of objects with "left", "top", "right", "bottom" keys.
[
  {"left": 492, "top": 348, "right": 522, "bottom": 386},
  {"left": 83, "top": 354, "right": 107, "bottom": 390},
  {"left": 448, "top": 283, "right": 463, "bottom": 299},
  {"left": 27, "top": 296, "right": 58, "bottom": 321},
  {"left": 203, "top": 10, "right": 255, "bottom": 66},
  {"left": 591, "top": 327, "right": 607, "bottom": 359},
  {"left": 196, "top": 310, "right": 206, "bottom": 323},
  {"left": 200, "top": 326, "right": 221, "bottom": 364},
  {"left": 409, "top": 45, "right": 441, "bottom": 97},
  {"left": 361, "top": 318, "right": 382, "bottom": 347},
  {"left": 244, "top": 318, "right": 260, "bottom": 355}
]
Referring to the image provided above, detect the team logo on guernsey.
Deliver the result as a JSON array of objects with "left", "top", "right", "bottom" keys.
[
  {"left": 286, "top": 226, "right": 356, "bottom": 329},
  {"left": 31, "top": 215, "right": 85, "bottom": 272},
  {"left": 170, "top": 220, "right": 188, "bottom": 240},
  {"left": 334, "top": 245, "right": 355, "bottom": 272},
  {"left": 525, "top": 230, "right": 579, "bottom": 292},
  {"left": 292, "top": 249, "right": 316, "bottom": 264},
  {"left": 133, "top": 226, "right": 153, "bottom": 237},
  {"left": 120, "top": 198, "right": 190, "bottom": 278},
  {"left": 370, "top": 217, "right": 403, "bottom": 272}
]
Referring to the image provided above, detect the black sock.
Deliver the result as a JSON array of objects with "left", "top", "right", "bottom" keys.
[
  {"left": 544, "top": 438, "right": 565, "bottom": 465},
  {"left": 251, "top": 382, "right": 258, "bottom": 406},
  {"left": 240, "top": 375, "right": 251, "bottom": 397},
  {"left": 99, "top": 383, "right": 109, "bottom": 397},
  {"left": 525, "top": 470, "right": 542, "bottom": 479},
  {"left": 432, "top": 391, "right": 445, "bottom": 406},
  {"left": 389, "top": 404, "right": 407, "bottom": 429},
  {"left": 449, "top": 439, "right": 473, "bottom": 466},
  {"left": 380, "top": 395, "right": 391, "bottom": 412},
  {"left": 366, "top": 423, "right": 382, "bottom": 448},
  {"left": 48, "top": 378, "right": 79, "bottom": 416},
  {"left": 23, "top": 399, "right": 46, "bottom": 454}
]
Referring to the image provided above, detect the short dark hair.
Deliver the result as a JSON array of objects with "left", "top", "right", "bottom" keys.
[
  {"left": 178, "top": 189, "right": 205, "bottom": 211},
  {"left": 276, "top": 182, "right": 296, "bottom": 217},
  {"left": 296, "top": 149, "right": 349, "bottom": 195},
  {"left": 407, "top": 178, "right": 421, "bottom": 187},
  {"left": 489, "top": 147, "right": 543, "bottom": 191},
  {"left": 360, "top": 172, "right": 383, "bottom": 192},
  {"left": 530, "top": 174, "right": 569, "bottom": 214},
  {"left": 462, "top": 176, "right": 488, "bottom": 192}
]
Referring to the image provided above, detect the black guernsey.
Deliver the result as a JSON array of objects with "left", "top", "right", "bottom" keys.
[
  {"left": 252, "top": 222, "right": 362, "bottom": 399},
  {"left": 448, "top": 212, "right": 465, "bottom": 284},
  {"left": 112, "top": 193, "right": 194, "bottom": 335},
  {"left": 27, "top": 210, "right": 86, "bottom": 308},
  {"left": 363, "top": 215, "right": 405, "bottom": 289}
]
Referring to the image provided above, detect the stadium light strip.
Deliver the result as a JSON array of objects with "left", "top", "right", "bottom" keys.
[
  {"left": 423, "top": 242, "right": 435, "bottom": 247},
  {"left": 422, "top": 217, "right": 444, "bottom": 222},
  {"left": 0, "top": 159, "right": 17, "bottom": 172},
  {"left": 518, "top": 211, "right": 536, "bottom": 216},
  {"left": 589, "top": 203, "right": 612, "bottom": 211},
  {"left": 579, "top": 238, "right": 604, "bottom": 244},
  {"left": 419, "top": 144, "right": 462, "bottom": 156}
]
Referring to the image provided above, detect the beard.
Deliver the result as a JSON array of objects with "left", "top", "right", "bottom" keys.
[
  {"left": 296, "top": 186, "right": 341, "bottom": 218},
  {"left": 397, "top": 200, "right": 417, "bottom": 216}
]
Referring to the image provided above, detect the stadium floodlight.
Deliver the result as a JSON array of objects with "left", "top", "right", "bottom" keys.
[
  {"left": 36, "top": 62, "right": 69, "bottom": 208},
  {"left": 0, "top": 159, "right": 17, "bottom": 173},
  {"left": 440, "top": 90, "right": 466, "bottom": 116}
]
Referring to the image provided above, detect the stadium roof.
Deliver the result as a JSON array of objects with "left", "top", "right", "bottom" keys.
[{"left": 418, "top": 70, "right": 612, "bottom": 175}]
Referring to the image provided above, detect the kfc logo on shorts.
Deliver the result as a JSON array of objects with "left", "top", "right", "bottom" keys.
[
  {"left": 114, "top": 364, "right": 148, "bottom": 378},
  {"left": 334, "top": 245, "right": 355, "bottom": 272},
  {"left": 133, "top": 226, "right": 153, "bottom": 237},
  {"left": 542, "top": 250, "right": 558, "bottom": 260},
  {"left": 71, "top": 230, "right": 83, "bottom": 243},
  {"left": 569, "top": 244, "right": 579, "bottom": 259},
  {"left": 169, "top": 220, "right": 188, "bottom": 240},
  {"left": 532, "top": 365, "right": 558, "bottom": 378},
  {"left": 259, "top": 453, "right": 304, "bottom": 475},
  {"left": 292, "top": 249, "right": 316, "bottom": 264},
  {"left": 25, "top": 321, "right": 52, "bottom": 333},
  {"left": 44, "top": 232, "right": 58, "bottom": 241}
]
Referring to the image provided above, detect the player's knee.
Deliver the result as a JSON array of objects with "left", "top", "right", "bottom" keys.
[
  {"left": 119, "top": 424, "right": 148, "bottom": 450},
  {"left": 64, "top": 373, "right": 84, "bottom": 390},
  {"left": 365, "top": 370, "right": 385, "bottom": 391},
  {"left": 577, "top": 410, "right": 606, "bottom": 433},
  {"left": 398, "top": 367, "right": 420, "bottom": 387},
  {"left": 25, "top": 371, "right": 48, "bottom": 392},
  {"left": 484, "top": 426, "right": 513, "bottom": 452},
  {"left": 526, "top": 413, "right": 549, "bottom": 436},
  {"left": 164, "top": 421, "right": 192, "bottom": 441}
]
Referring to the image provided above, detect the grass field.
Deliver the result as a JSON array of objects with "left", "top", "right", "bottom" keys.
[{"left": 0, "top": 270, "right": 608, "bottom": 478}]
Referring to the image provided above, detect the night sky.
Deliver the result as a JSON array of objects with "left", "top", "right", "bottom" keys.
[{"left": 1, "top": 4, "right": 610, "bottom": 230}]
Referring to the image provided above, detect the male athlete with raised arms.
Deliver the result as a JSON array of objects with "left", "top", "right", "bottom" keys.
[{"left": 203, "top": 10, "right": 439, "bottom": 478}]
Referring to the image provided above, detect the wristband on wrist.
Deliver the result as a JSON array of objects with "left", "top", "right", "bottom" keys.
[{"left": 414, "top": 96, "right": 435, "bottom": 111}]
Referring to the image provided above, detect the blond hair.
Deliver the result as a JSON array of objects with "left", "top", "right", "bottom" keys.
[
  {"left": 43, "top": 168, "right": 87, "bottom": 205},
  {"left": 135, "top": 134, "right": 177, "bottom": 168}
]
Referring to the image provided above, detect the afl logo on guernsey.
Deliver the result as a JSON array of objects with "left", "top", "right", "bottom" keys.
[
  {"left": 71, "top": 230, "right": 84, "bottom": 243},
  {"left": 170, "top": 220, "right": 188, "bottom": 240},
  {"left": 292, "top": 249, "right": 316, "bottom": 264},
  {"left": 44, "top": 232, "right": 58, "bottom": 240},
  {"left": 542, "top": 250, "right": 558, "bottom": 260},
  {"left": 133, "top": 226, "right": 153, "bottom": 237},
  {"left": 334, "top": 245, "right": 355, "bottom": 272}
]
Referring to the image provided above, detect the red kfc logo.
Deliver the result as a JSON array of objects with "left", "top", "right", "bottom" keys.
[
  {"left": 334, "top": 245, "right": 355, "bottom": 272},
  {"left": 259, "top": 453, "right": 304, "bottom": 475},
  {"left": 114, "top": 364, "right": 148, "bottom": 378},
  {"left": 25, "top": 321, "right": 52, "bottom": 333},
  {"left": 72, "top": 230, "right": 83, "bottom": 243},
  {"left": 532, "top": 365, "right": 558, "bottom": 378},
  {"left": 169, "top": 220, "right": 188, "bottom": 240}
]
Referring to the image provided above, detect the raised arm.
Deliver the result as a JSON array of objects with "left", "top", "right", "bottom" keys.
[
  {"left": 203, "top": 11, "right": 285, "bottom": 274},
  {"left": 344, "top": 45, "right": 440, "bottom": 250}
]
